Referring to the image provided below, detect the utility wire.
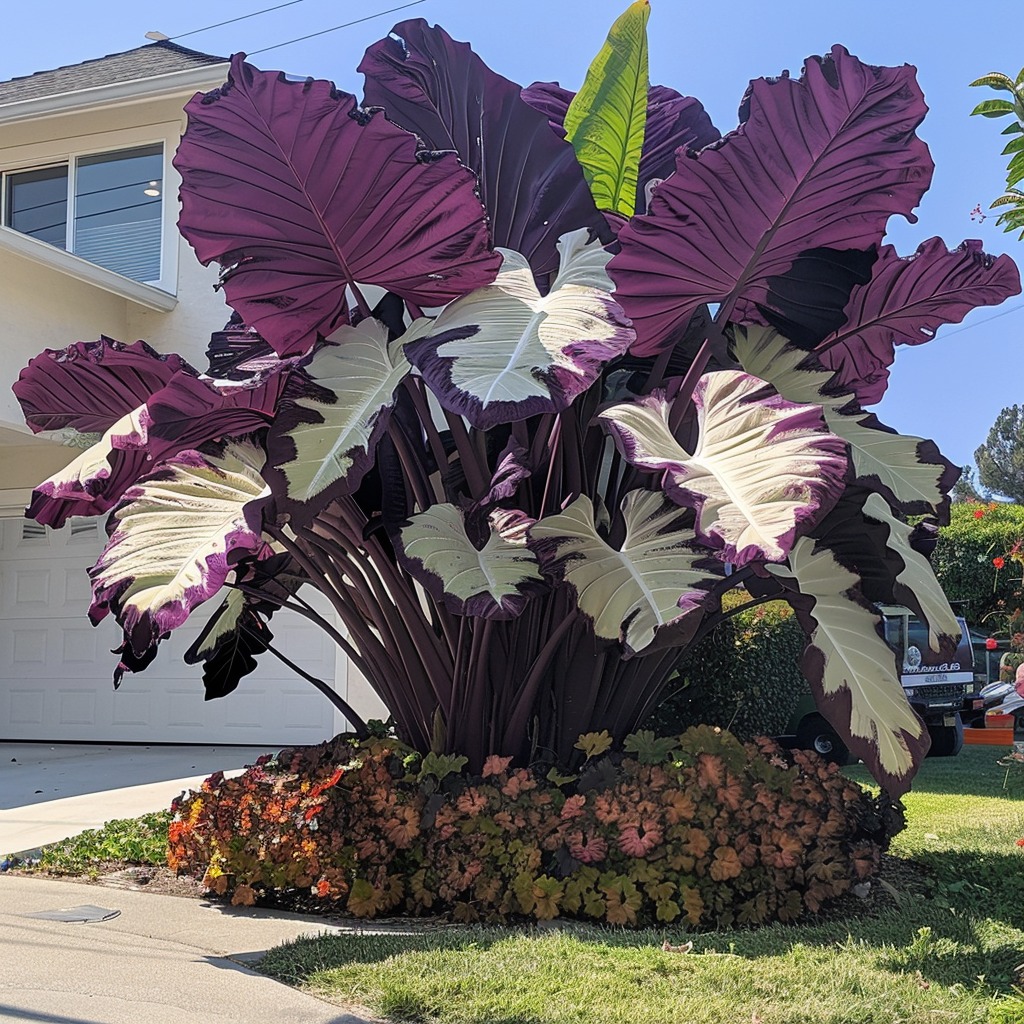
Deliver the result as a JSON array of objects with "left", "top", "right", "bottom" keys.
[
  {"left": 170, "top": 0, "right": 312, "bottom": 42},
  {"left": 249, "top": 0, "right": 428, "bottom": 55},
  {"left": 933, "top": 300, "right": 1024, "bottom": 342}
]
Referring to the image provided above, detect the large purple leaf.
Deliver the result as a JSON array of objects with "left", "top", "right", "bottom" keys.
[
  {"left": 175, "top": 54, "right": 499, "bottom": 358},
  {"left": 27, "top": 371, "right": 285, "bottom": 529},
  {"left": 608, "top": 46, "right": 934, "bottom": 355},
  {"left": 359, "top": 20, "right": 606, "bottom": 281},
  {"left": 522, "top": 81, "right": 720, "bottom": 214},
  {"left": 14, "top": 338, "right": 192, "bottom": 435},
  {"left": 816, "top": 238, "right": 1022, "bottom": 405}
]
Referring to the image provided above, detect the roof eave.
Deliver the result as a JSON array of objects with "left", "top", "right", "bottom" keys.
[{"left": 0, "top": 61, "right": 230, "bottom": 126}]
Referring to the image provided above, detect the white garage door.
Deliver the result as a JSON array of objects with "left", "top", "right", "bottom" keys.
[{"left": 0, "top": 516, "right": 343, "bottom": 747}]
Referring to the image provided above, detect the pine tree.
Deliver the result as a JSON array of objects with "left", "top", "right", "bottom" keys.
[{"left": 975, "top": 405, "right": 1024, "bottom": 502}]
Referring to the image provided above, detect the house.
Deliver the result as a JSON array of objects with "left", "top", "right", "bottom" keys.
[{"left": 0, "top": 41, "right": 383, "bottom": 748}]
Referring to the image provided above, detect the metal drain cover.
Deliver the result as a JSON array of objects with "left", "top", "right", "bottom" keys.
[{"left": 22, "top": 905, "right": 120, "bottom": 923}]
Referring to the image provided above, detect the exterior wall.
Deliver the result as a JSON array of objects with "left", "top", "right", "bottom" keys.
[
  {"left": 0, "top": 74, "right": 390, "bottom": 743},
  {"left": 0, "top": 88, "right": 230, "bottom": 437}
]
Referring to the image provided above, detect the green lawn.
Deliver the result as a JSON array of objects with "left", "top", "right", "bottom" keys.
[{"left": 258, "top": 746, "right": 1024, "bottom": 1024}]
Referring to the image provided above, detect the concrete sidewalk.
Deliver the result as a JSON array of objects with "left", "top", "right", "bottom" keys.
[
  {"left": 0, "top": 873, "right": 369, "bottom": 1024},
  {"left": 0, "top": 744, "right": 271, "bottom": 855}
]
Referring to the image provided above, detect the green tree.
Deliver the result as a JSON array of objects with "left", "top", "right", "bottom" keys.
[
  {"left": 969, "top": 69, "right": 1024, "bottom": 237},
  {"left": 952, "top": 463, "right": 987, "bottom": 502},
  {"left": 975, "top": 405, "right": 1024, "bottom": 502}
]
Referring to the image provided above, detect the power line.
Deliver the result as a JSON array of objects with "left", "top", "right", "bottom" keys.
[
  {"left": 249, "top": 0, "right": 428, "bottom": 55},
  {"left": 934, "top": 300, "right": 1024, "bottom": 342},
  {"left": 170, "top": 0, "right": 312, "bottom": 42}
]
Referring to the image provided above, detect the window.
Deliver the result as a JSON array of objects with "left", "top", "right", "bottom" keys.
[{"left": 3, "top": 144, "right": 163, "bottom": 284}]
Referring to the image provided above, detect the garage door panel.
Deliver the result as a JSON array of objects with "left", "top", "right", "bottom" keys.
[{"left": 2, "top": 517, "right": 343, "bottom": 745}]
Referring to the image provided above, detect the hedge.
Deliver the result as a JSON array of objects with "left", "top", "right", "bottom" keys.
[
  {"left": 648, "top": 601, "right": 806, "bottom": 741},
  {"left": 931, "top": 502, "right": 1024, "bottom": 629}
]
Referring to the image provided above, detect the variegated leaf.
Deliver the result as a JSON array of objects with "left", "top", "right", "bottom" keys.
[
  {"left": 862, "top": 492, "right": 960, "bottom": 653},
  {"left": 265, "top": 317, "right": 414, "bottom": 520},
  {"left": 404, "top": 229, "right": 634, "bottom": 428},
  {"left": 766, "top": 536, "right": 927, "bottom": 795},
  {"left": 89, "top": 440, "right": 270, "bottom": 657},
  {"left": 398, "top": 504, "right": 544, "bottom": 619},
  {"left": 599, "top": 370, "right": 847, "bottom": 564},
  {"left": 528, "top": 490, "right": 719, "bottom": 654},
  {"left": 731, "top": 325, "right": 957, "bottom": 516}
]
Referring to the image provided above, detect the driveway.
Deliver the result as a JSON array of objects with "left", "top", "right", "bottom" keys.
[{"left": 0, "top": 743, "right": 271, "bottom": 855}]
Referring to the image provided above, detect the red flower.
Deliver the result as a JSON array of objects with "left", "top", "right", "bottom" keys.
[
  {"left": 1016, "top": 838, "right": 1024, "bottom": 848},
  {"left": 975, "top": 509, "right": 985, "bottom": 519},
  {"left": 986, "top": 637, "right": 999, "bottom": 651},
  {"left": 994, "top": 557, "right": 1006, "bottom": 570}
]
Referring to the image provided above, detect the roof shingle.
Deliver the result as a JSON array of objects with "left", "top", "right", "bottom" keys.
[{"left": 0, "top": 40, "right": 228, "bottom": 107}]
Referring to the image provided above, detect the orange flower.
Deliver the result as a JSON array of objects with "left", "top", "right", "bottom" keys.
[
  {"left": 315, "top": 878, "right": 331, "bottom": 898},
  {"left": 1016, "top": 838, "right": 1024, "bottom": 847}
]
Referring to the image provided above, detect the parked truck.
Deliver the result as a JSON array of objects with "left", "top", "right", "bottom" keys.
[{"left": 782, "top": 605, "right": 970, "bottom": 763}]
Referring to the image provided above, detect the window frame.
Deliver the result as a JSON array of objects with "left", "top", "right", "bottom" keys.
[{"left": 0, "top": 122, "right": 180, "bottom": 296}]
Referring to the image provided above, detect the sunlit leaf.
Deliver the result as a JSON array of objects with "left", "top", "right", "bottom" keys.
[
  {"left": 599, "top": 371, "right": 847, "bottom": 564},
  {"left": 264, "top": 317, "right": 414, "bottom": 521},
  {"left": 398, "top": 504, "right": 544, "bottom": 619},
  {"left": 529, "top": 490, "right": 720, "bottom": 653},
  {"left": 89, "top": 440, "right": 270, "bottom": 658},
  {"left": 405, "top": 230, "right": 633, "bottom": 428},
  {"left": 766, "top": 536, "right": 927, "bottom": 796},
  {"left": 732, "top": 326, "right": 957, "bottom": 516},
  {"left": 563, "top": 0, "right": 650, "bottom": 216}
]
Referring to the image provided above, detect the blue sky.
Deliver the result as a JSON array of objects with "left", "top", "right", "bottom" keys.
[{"left": 3, "top": 0, "right": 1022, "bottom": 472}]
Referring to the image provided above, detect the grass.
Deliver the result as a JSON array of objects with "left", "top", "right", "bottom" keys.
[
  {"left": 10, "top": 749, "right": 1024, "bottom": 1021},
  {"left": 257, "top": 746, "right": 1024, "bottom": 1024}
]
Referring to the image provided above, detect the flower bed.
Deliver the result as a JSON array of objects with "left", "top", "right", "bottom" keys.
[{"left": 169, "top": 727, "right": 901, "bottom": 929}]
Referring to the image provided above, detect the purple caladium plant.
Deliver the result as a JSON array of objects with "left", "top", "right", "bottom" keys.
[{"left": 13, "top": 6, "right": 1022, "bottom": 795}]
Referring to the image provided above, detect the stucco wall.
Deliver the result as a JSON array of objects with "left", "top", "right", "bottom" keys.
[{"left": 0, "top": 87, "right": 230, "bottom": 440}]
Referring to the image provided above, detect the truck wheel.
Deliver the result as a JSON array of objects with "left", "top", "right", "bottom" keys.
[
  {"left": 926, "top": 716, "right": 964, "bottom": 758},
  {"left": 795, "top": 716, "right": 853, "bottom": 766}
]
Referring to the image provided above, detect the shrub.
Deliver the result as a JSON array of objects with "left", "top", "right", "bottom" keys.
[
  {"left": 169, "top": 728, "right": 899, "bottom": 929},
  {"left": 647, "top": 602, "right": 806, "bottom": 740},
  {"left": 932, "top": 502, "right": 1024, "bottom": 626}
]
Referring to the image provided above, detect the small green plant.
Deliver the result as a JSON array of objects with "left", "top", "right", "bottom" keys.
[{"left": 33, "top": 811, "right": 171, "bottom": 875}]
